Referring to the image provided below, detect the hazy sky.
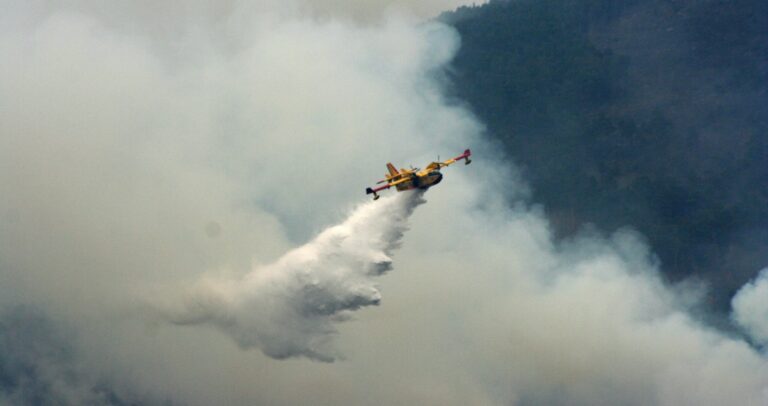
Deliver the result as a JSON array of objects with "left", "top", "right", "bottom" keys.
[{"left": 1, "top": 1, "right": 767, "bottom": 405}]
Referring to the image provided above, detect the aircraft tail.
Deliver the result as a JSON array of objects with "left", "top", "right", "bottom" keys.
[{"left": 386, "top": 163, "right": 399, "bottom": 177}]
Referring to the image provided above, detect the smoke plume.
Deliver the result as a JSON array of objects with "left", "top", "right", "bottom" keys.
[
  {"left": 165, "top": 191, "right": 425, "bottom": 361},
  {"left": 732, "top": 269, "right": 768, "bottom": 346},
  {"left": 2, "top": 1, "right": 768, "bottom": 405}
]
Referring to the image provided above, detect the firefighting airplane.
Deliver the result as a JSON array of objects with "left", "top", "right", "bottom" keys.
[{"left": 365, "top": 149, "right": 472, "bottom": 200}]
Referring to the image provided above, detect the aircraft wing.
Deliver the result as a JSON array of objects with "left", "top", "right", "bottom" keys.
[
  {"left": 387, "top": 177, "right": 412, "bottom": 187},
  {"left": 427, "top": 149, "right": 472, "bottom": 170},
  {"left": 366, "top": 176, "right": 411, "bottom": 196},
  {"left": 377, "top": 168, "right": 416, "bottom": 184}
]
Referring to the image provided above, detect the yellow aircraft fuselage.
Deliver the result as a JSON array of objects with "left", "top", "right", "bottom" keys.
[
  {"left": 393, "top": 169, "right": 443, "bottom": 191},
  {"left": 366, "top": 149, "right": 471, "bottom": 200}
]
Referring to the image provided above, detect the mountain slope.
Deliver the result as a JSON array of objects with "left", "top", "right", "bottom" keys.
[{"left": 442, "top": 0, "right": 768, "bottom": 310}]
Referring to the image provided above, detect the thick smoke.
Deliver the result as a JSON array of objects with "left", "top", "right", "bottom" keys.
[
  {"left": 165, "top": 192, "right": 425, "bottom": 361},
  {"left": 732, "top": 269, "right": 768, "bottom": 346},
  {"left": 1, "top": 1, "right": 768, "bottom": 405}
]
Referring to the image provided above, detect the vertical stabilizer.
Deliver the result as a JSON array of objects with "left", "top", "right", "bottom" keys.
[{"left": 386, "top": 163, "right": 399, "bottom": 177}]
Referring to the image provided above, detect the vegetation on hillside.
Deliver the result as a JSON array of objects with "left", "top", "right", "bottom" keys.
[{"left": 442, "top": 0, "right": 768, "bottom": 310}]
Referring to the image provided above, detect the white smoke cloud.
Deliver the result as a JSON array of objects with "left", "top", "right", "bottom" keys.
[
  {"left": 1, "top": 1, "right": 768, "bottom": 405},
  {"left": 164, "top": 192, "right": 425, "bottom": 361},
  {"left": 733, "top": 269, "right": 768, "bottom": 345}
]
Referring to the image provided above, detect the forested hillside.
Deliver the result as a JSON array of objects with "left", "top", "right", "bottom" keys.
[{"left": 442, "top": 0, "right": 768, "bottom": 310}]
